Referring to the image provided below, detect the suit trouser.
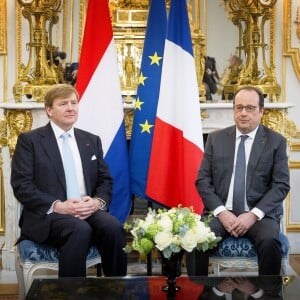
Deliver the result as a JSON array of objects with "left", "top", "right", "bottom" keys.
[
  {"left": 186, "top": 216, "right": 282, "bottom": 276},
  {"left": 46, "top": 210, "right": 127, "bottom": 277}
]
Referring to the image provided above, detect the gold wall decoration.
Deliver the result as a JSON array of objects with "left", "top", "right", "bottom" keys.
[
  {"left": 222, "top": 0, "right": 280, "bottom": 101},
  {"left": 190, "top": 1, "right": 206, "bottom": 101},
  {"left": 0, "top": 0, "right": 7, "bottom": 55},
  {"left": 286, "top": 161, "right": 300, "bottom": 231},
  {"left": 0, "top": 167, "right": 4, "bottom": 234},
  {"left": 261, "top": 108, "right": 298, "bottom": 146},
  {"left": 291, "top": 142, "right": 300, "bottom": 152},
  {"left": 283, "top": 0, "right": 300, "bottom": 81},
  {"left": 71, "top": 1, "right": 206, "bottom": 102},
  {"left": 78, "top": 0, "right": 87, "bottom": 60},
  {"left": 109, "top": 0, "right": 148, "bottom": 99},
  {"left": 295, "top": 131, "right": 300, "bottom": 139},
  {"left": 62, "top": 0, "right": 69, "bottom": 57},
  {"left": 261, "top": 109, "right": 286, "bottom": 135},
  {"left": 124, "top": 109, "right": 134, "bottom": 139},
  {"left": 261, "top": 109, "right": 300, "bottom": 237},
  {"left": 6, "top": 110, "right": 32, "bottom": 157},
  {"left": 0, "top": 117, "right": 7, "bottom": 235},
  {"left": 13, "top": 0, "right": 63, "bottom": 102},
  {"left": 286, "top": 125, "right": 300, "bottom": 231},
  {"left": 16, "top": 0, "right": 22, "bottom": 84}
]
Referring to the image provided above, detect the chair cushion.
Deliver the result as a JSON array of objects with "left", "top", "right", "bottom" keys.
[
  {"left": 211, "top": 232, "right": 289, "bottom": 258},
  {"left": 19, "top": 240, "right": 100, "bottom": 263},
  {"left": 279, "top": 233, "right": 289, "bottom": 257}
]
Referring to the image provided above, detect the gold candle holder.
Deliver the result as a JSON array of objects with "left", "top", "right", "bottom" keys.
[
  {"left": 222, "top": 0, "right": 281, "bottom": 102},
  {"left": 14, "top": 0, "right": 62, "bottom": 102}
]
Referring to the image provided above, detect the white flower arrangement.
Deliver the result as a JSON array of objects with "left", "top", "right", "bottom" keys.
[{"left": 124, "top": 206, "right": 221, "bottom": 259}]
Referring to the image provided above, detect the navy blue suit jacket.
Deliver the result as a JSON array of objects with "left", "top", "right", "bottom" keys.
[{"left": 11, "top": 122, "right": 112, "bottom": 243}]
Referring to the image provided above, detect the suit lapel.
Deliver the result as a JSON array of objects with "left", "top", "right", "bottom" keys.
[
  {"left": 246, "top": 125, "right": 266, "bottom": 189},
  {"left": 40, "top": 126, "right": 94, "bottom": 195},
  {"left": 40, "top": 123, "right": 66, "bottom": 188},
  {"left": 225, "top": 126, "right": 236, "bottom": 173},
  {"left": 75, "top": 129, "right": 93, "bottom": 195},
  {"left": 218, "top": 126, "right": 235, "bottom": 195}
]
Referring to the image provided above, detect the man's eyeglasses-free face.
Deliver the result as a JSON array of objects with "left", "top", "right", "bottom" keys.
[{"left": 234, "top": 105, "right": 258, "bottom": 112}]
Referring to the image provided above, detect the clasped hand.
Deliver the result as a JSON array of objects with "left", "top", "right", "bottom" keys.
[
  {"left": 53, "top": 196, "right": 100, "bottom": 219},
  {"left": 218, "top": 210, "right": 258, "bottom": 237},
  {"left": 217, "top": 277, "right": 258, "bottom": 295}
]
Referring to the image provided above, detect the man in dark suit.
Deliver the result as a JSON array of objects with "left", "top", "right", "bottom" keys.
[
  {"left": 11, "top": 84, "right": 127, "bottom": 277},
  {"left": 186, "top": 86, "right": 290, "bottom": 276}
]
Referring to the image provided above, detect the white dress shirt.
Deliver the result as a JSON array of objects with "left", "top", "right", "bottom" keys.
[
  {"left": 51, "top": 121, "right": 87, "bottom": 198},
  {"left": 214, "top": 126, "right": 264, "bottom": 220}
]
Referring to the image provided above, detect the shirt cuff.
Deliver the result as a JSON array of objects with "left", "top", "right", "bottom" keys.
[
  {"left": 212, "top": 286, "right": 226, "bottom": 296},
  {"left": 251, "top": 207, "right": 265, "bottom": 220},
  {"left": 94, "top": 198, "right": 107, "bottom": 211},
  {"left": 214, "top": 205, "right": 227, "bottom": 217},
  {"left": 47, "top": 200, "right": 61, "bottom": 214},
  {"left": 251, "top": 288, "right": 264, "bottom": 298}
]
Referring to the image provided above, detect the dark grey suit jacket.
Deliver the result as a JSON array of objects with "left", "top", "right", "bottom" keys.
[
  {"left": 196, "top": 125, "right": 290, "bottom": 220},
  {"left": 11, "top": 122, "right": 112, "bottom": 243}
]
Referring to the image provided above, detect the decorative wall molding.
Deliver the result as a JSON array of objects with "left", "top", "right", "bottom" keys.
[
  {"left": 287, "top": 161, "right": 300, "bottom": 231},
  {"left": 0, "top": 0, "right": 7, "bottom": 55},
  {"left": 283, "top": 0, "right": 300, "bottom": 81}
]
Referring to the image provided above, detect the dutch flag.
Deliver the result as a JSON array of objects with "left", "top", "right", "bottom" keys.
[{"left": 75, "top": 0, "right": 131, "bottom": 223}]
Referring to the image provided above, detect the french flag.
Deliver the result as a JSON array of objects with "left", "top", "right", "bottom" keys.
[
  {"left": 75, "top": 0, "right": 131, "bottom": 223},
  {"left": 146, "top": 0, "right": 204, "bottom": 214}
]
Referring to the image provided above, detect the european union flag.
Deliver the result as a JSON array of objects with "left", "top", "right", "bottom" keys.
[
  {"left": 129, "top": 0, "right": 167, "bottom": 200},
  {"left": 146, "top": 0, "right": 204, "bottom": 213}
]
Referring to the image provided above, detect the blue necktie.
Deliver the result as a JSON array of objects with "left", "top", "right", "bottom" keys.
[
  {"left": 232, "top": 135, "right": 248, "bottom": 215},
  {"left": 61, "top": 132, "right": 81, "bottom": 199}
]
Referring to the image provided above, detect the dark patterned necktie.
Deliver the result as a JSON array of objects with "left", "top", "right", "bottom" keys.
[{"left": 232, "top": 135, "right": 248, "bottom": 215}]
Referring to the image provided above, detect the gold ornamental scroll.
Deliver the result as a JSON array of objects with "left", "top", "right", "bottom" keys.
[
  {"left": 0, "top": 0, "right": 7, "bottom": 55},
  {"left": 222, "top": 0, "right": 280, "bottom": 102},
  {"left": 283, "top": 0, "right": 300, "bottom": 81}
]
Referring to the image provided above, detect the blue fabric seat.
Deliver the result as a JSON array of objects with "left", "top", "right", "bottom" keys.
[
  {"left": 209, "top": 232, "right": 289, "bottom": 275},
  {"left": 18, "top": 240, "right": 100, "bottom": 263},
  {"left": 15, "top": 239, "right": 102, "bottom": 296}
]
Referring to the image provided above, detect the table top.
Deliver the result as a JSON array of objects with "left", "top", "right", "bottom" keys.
[{"left": 26, "top": 275, "right": 300, "bottom": 299}]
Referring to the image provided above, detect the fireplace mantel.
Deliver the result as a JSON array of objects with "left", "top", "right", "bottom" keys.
[{"left": 199, "top": 102, "right": 294, "bottom": 133}]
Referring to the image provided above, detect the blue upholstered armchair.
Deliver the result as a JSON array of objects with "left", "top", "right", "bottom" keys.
[
  {"left": 209, "top": 232, "right": 289, "bottom": 275},
  {"left": 15, "top": 240, "right": 102, "bottom": 296}
]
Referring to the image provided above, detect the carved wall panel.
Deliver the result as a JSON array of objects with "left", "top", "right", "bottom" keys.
[
  {"left": 0, "top": 0, "right": 7, "bottom": 55},
  {"left": 286, "top": 143, "right": 300, "bottom": 231},
  {"left": 283, "top": 0, "right": 300, "bottom": 81},
  {"left": 0, "top": 0, "right": 6, "bottom": 235},
  {"left": 0, "top": 117, "right": 6, "bottom": 235}
]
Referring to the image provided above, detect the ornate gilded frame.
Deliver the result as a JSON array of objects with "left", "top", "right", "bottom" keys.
[
  {"left": 0, "top": 165, "right": 4, "bottom": 235},
  {"left": 0, "top": 0, "right": 6, "bottom": 234},
  {"left": 282, "top": 1, "right": 300, "bottom": 232},
  {"left": 286, "top": 161, "right": 300, "bottom": 231},
  {"left": 0, "top": 0, "right": 7, "bottom": 55},
  {"left": 283, "top": 0, "right": 300, "bottom": 80}
]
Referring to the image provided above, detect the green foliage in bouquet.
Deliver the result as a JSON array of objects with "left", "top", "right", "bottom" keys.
[{"left": 124, "top": 206, "right": 221, "bottom": 259}]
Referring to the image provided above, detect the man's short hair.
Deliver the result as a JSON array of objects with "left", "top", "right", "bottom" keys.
[
  {"left": 233, "top": 86, "right": 264, "bottom": 110},
  {"left": 44, "top": 84, "right": 79, "bottom": 108}
]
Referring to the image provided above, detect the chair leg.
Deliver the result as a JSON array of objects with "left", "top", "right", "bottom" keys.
[
  {"left": 96, "top": 263, "right": 102, "bottom": 277},
  {"left": 214, "top": 263, "right": 220, "bottom": 276},
  {"left": 24, "top": 267, "right": 34, "bottom": 295},
  {"left": 15, "top": 256, "right": 26, "bottom": 300}
]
